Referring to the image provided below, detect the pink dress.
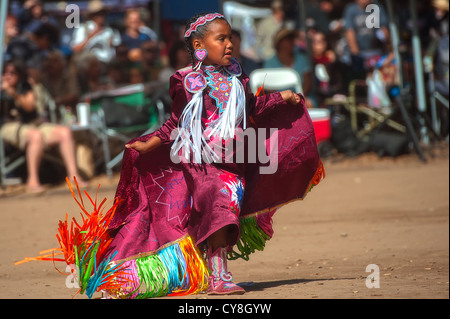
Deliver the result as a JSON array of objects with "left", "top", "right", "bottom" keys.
[{"left": 103, "top": 60, "right": 324, "bottom": 298}]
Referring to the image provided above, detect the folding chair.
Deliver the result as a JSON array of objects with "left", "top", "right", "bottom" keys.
[
  {"left": 325, "top": 80, "right": 406, "bottom": 138},
  {"left": 249, "top": 68, "right": 303, "bottom": 95},
  {"left": 0, "top": 135, "right": 26, "bottom": 188},
  {"left": 346, "top": 80, "right": 406, "bottom": 137},
  {"left": 86, "top": 82, "right": 168, "bottom": 179}
]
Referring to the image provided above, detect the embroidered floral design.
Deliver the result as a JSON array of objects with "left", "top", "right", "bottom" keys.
[
  {"left": 184, "top": 71, "right": 207, "bottom": 93},
  {"left": 219, "top": 173, "right": 245, "bottom": 215},
  {"left": 224, "top": 58, "right": 242, "bottom": 76}
]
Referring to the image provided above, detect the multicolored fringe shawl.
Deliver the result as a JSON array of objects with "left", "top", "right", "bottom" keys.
[
  {"left": 14, "top": 177, "right": 131, "bottom": 298},
  {"left": 107, "top": 235, "right": 209, "bottom": 298},
  {"left": 15, "top": 159, "right": 324, "bottom": 298},
  {"left": 13, "top": 178, "right": 209, "bottom": 299}
]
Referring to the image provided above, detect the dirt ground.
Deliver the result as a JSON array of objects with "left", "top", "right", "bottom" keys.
[{"left": 0, "top": 145, "right": 448, "bottom": 300}]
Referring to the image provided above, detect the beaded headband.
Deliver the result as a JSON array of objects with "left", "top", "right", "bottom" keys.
[{"left": 184, "top": 13, "right": 225, "bottom": 38}]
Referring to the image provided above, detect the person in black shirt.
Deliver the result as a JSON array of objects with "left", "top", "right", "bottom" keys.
[{"left": 1, "top": 60, "right": 87, "bottom": 193}]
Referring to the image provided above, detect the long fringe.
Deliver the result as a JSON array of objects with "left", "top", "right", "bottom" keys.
[
  {"left": 105, "top": 236, "right": 209, "bottom": 299},
  {"left": 207, "top": 76, "right": 246, "bottom": 140},
  {"left": 172, "top": 75, "right": 246, "bottom": 164},
  {"left": 15, "top": 178, "right": 130, "bottom": 298}
]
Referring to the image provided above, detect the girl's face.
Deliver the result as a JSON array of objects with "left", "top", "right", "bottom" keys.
[{"left": 193, "top": 19, "right": 233, "bottom": 66}]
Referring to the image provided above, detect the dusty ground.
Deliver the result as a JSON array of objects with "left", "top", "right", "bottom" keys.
[{"left": 0, "top": 146, "right": 448, "bottom": 300}]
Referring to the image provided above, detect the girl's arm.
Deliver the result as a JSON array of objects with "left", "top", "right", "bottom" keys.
[
  {"left": 280, "top": 90, "right": 302, "bottom": 105},
  {"left": 125, "top": 135, "right": 162, "bottom": 154},
  {"left": 244, "top": 73, "right": 304, "bottom": 118},
  {"left": 125, "top": 73, "right": 186, "bottom": 154}
]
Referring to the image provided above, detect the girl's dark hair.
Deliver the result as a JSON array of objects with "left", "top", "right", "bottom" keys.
[{"left": 184, "top": 12, "right": 228, "bottom": 65}]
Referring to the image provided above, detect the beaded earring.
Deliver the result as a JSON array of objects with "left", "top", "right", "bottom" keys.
[{"left": 193, "top": 49, "right": 208, "bottom": 71}]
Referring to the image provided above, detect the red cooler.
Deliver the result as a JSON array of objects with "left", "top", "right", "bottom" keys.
[{"left": 308, "top": 108, "right": 332, "bottom": 144}]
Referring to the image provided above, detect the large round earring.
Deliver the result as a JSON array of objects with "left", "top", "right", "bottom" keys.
[{"left": 193, "top": 49, "right": 208, "bottom": 71}]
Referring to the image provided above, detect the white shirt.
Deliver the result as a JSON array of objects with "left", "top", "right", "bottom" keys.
[{"left": 71, "top": 21, "right": 121, "bottom": 63}]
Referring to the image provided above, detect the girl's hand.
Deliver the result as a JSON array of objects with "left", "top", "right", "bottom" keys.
[
  {"left": 125, "top": 140, "right": 152, "bottom": 154},
  {"left": 280, "top": 90, "right": 302, "bottom": 106},
  {"left": 125, "top": 136, "right": 162, "bottom": 154}
]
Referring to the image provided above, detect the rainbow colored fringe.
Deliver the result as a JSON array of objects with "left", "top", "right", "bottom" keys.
[
  {"left": 14, "top": 178, "right": 132, "bottom": 298},
  {"left": 105, "top": 236, "right": 209, "bottom": 298},
  {"left": 15, "top": 160, "right": 324, "bottom": 299},
  {"left": 14, "top": 178, "right": 209, "bottom": 299}
]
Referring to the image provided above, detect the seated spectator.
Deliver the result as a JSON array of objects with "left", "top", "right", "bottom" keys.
[
  {"left": 311, "top": 31, "right": 345, "bottom": 106},
  {"left": 0, "top": 60, "right": 87, "bottom": 193},
  {"left": 128, "top": 65, "right": 146, "bottom": 85},
  {"left": 159, "top": 40, "right": 190, "bottom": 83},
  {"left": 343, "top": 0, "right": 390, "bottom": 78},
  {"left": 255, "top": 0, "right": 285, "bottom": 62},
  {"left": 114, "top": 44, "right": 133, "bottom": 68},
  {"left": 231, "top": 30, "right": 261, "bottom": 75},
  {"left": 41, "top": 50, "right": 81, "bottom": 110},
  {"left": 139, "top": 40, "right": 164, "bottom": 82},
  {"left": 70, "top": 0, "right": 121, "bottom": 64},
  {"left": 6, "top": 21, "right": 60, "bottom": 84},
  {"left": 263, "top": 28, "right": 314, "bottom": 107},
  {"left": 121, "top": 8, "right": 156, "bottom": 62},
  {"left": 18, "top": 0, "right": 58, "bottom": 34},
  {"left": 106, "top": 59, "right": 129, "bottom": 87},
  {"left": 76, "top": 52, "right": 110, "bottom": 96},
  {"left": 3, "top": 15, "right": 19, "bottom": 61}
]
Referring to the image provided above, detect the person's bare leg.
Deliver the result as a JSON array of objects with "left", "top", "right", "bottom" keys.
[
  {"left": 46, "top": 125, "right": 88, "bottom": 186},
  {"left": 24, "top": 129, "right": 45, "bottom": 192}
]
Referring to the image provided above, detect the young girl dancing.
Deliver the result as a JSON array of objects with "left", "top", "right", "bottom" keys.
[
  {"left": 16, "top": 12, "right": 324, "bottom": 298},
  {"left": 101, "top": 12, "right": 324, "bottom": 297}
]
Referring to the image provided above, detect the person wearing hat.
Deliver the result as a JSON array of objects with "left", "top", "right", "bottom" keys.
[
  {"left": 255, "top": 0, "right": 285, "bottom": 62},
  {"left": 70, "top": 0, "right": 121, "bottom": 64},
  {"left": 431, "top": 0, "right": 449, "bottom": 37},
  {"left": 263, "top": 28, "right": 313, "bottom": 107}
]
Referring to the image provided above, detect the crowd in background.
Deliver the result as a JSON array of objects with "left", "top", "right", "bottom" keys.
[
  {"left": 2, "top": 0, "right": 449, "bottom": 111},
  {"left": 0, "top": 0, "right": 448, "bottom": 188}
]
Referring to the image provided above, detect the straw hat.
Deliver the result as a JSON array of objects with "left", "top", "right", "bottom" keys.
[
  {"left": 87, "top": 0, "right": 107, "bottom": 16},
  {"left": 271, "top": 0, "right": 283, "bottom": 11},
  {"left": 273, "top": 28, "right": 298, "bottom": 49},
  {"left": 432, "top": 0, "right": 449, "bottom": 11}
]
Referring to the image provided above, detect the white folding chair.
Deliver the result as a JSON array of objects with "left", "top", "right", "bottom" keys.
[{"left": 249, "top": 68, "right": 303, "bottom": 95}]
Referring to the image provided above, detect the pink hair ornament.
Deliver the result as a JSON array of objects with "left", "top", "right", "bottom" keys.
[{"left": 184, "top": 13, "right": 225, "bottom": 38}]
